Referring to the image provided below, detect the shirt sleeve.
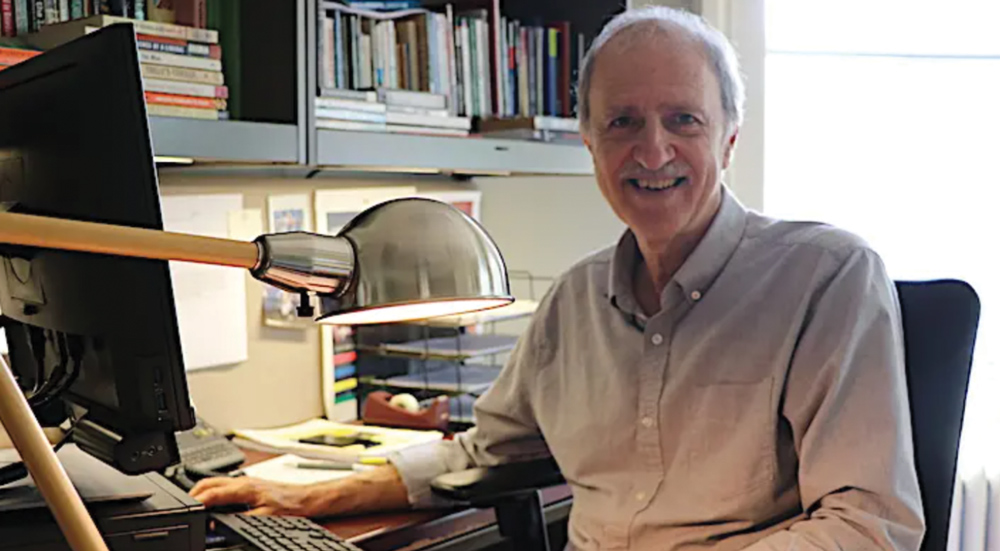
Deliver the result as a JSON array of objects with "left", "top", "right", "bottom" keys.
[
  {"left": 387, "top": 290, "right": 555, "bottom": 508},
  {"left": 744, "top": 248, "right": 925, "bottom": 551}
]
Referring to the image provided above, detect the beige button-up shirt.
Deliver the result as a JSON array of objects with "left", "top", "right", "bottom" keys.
[{"left": 390, "top": 187, "right": 924, "bottom": 550}]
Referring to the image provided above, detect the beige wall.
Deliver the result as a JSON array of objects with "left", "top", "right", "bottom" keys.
[{"left": 157, "top": 169, "right": 623, "bottom": 432}]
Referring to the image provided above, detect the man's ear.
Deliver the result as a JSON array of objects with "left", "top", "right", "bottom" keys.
[
  {"left": 722, "top": 128, "right": 739, "bottom": 169},
  {"left": 581, "top": 126, "right": 594, "bottom": 153}
]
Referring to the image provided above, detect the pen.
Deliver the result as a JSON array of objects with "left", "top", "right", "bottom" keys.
[{"left": 295, "top": 461, "right": 354, "bottom": 471}]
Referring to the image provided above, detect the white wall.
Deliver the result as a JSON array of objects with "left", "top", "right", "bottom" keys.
[{"left": 158, "top": 170, "right": 623, "bottom": 431}]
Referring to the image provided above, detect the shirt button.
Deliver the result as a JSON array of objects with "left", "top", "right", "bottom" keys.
[
  {"left": 641, "top": 417, "right": 654, "bottom": 428},
  {"left": 651, "top": 333, "right": 663, "bottom": 345},
  {"left": 691, "top": 290, "right": 702, "bottom": 301},
  {"left": 635, "top": 491, "right": 647, "bottom": 501}
]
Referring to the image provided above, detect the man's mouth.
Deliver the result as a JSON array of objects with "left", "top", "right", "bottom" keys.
[{"left": 626, "top": 177, "right": 688, "bottom": 191}]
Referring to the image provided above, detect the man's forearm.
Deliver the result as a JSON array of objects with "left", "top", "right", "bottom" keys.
[{"left": 300, "top": 465, "right": 411, "bottom": 517}]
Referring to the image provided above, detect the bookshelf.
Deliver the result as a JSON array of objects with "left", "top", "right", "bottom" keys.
[
  {"left": 149, "top": 117, "right": 300, "bottom": 163},
  {"left": 3, "top": 0, "right": 625, "bottom": 172},
  {"left": 316, "top": 129, "right": 592, "bottom": 174}
]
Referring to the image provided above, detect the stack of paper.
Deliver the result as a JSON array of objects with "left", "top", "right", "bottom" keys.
[{"left": 231, "top": 419, "right": 442, "bottom": 462}]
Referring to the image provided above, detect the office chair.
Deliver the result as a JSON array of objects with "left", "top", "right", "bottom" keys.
[{"left": 432, "top": 279, "right": 980, "bottom": 551}]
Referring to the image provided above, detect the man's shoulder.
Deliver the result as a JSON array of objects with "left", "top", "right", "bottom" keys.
[
  {"left": 554, "top": 242, "right": 617, "bottom": 294},
  {"left": 743, "top": 210, "right": 876, "bottom": 261}
]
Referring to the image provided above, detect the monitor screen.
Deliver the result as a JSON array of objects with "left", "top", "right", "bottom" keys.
[{"left": 0, "top": 25, "right": 195, "bottom": 474}]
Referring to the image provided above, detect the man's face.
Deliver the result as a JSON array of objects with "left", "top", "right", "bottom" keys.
[{"left": 583, "top": 29, "right": 737, "bottom": 248}]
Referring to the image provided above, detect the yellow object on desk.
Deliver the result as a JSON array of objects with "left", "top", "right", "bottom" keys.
[{"left": 231, "top": 418, "right": 442, "bottom": 463}]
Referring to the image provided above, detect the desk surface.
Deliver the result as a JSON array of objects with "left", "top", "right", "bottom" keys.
[{"left": 241, "top": 450, "right": 573, "bottom": 551}]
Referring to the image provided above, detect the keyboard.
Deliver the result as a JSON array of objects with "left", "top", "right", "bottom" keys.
[
  {"left": 179, "top": 439, "right": 246, "bottom": 473},
  {"left": 210, "top": 512, "right": 363, "bottom": 551}
]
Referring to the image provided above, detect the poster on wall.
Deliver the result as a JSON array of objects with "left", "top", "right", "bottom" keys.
[{"left": 262, "top": 194, "right": 314, "bottom": 329}]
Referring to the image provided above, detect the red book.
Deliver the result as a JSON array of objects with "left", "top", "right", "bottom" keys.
[
  {"left": 173, "top": 0, "right": 206, "bottom": 29},
  {"left": 332, "top": 350, "right": 358, "bottom": 366},
  {"left": 553, "top": 21, "right": 572, "bottom": 118},
  {"left": 0, "top": 46, "right": 40, "bottom": 66},
  {"left": 1, "top": 0, "right": 14, "bottom": 37},
  {"left": 145, "top": 91, "right": 225, "bottom": 110}
]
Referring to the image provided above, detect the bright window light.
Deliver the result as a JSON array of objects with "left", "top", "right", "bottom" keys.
[{"left": 765, "top": 0, "right": 1000, "bottom": 477}]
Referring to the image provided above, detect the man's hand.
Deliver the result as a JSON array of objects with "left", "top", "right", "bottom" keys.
[{"left": 189, "top": 465, "right": 412, "bottom": 518}]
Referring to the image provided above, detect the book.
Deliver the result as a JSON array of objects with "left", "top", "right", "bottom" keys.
[
  {"left": 376, "top": 87, "right": 446, "bottom": 109},
  {"left": 0, "top": 45, "right": 40, "bottom": 65},
  {"left": 140, "top": 62, "right": 224, "bottom": 84},
  {"left": 21, "top": 14, "right": 218, "bottom": 50},
  {"left": 315, "top": 96, "right": 386, "bottom": 113},
  {"left": 146, "top": 102, "right": 221, "bottom": 120},
  {"left": 145, "top": 90, "right": 226, "bottom": 110},
  {"left": 1, "top": 0, "right": 13, "bottom": 37},
  {"left": 231, "top": 418, "right": 443, "bottom": 462},
  {"left": 315, "top": 107, "right": 386, "bottom": 123},
  {"left": 136, "top": 33, "right": 220, "bottom": 59},
  {"left": 319, "top": 88, "right": 378, "bottom": 102},
  {"left": 385, "top": 111, "right": 470, "bottom": 129},
  {"left": 138, "top": 49, "right": 221, "bottom": 71},
  {"left": 143, "top": 77, "right": 228, "bottom": 98}
]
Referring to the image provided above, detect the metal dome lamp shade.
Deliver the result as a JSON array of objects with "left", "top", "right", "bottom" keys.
[{"left": 249, "top": 198, "right": 513, "bottom": 324}]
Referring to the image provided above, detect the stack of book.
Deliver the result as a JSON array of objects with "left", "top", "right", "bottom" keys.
[
  {"left": 316, "top": 1, "right": 582, "bottom": 138},
  {"left": 2, "top": 0, "right": 202, "bottom": 36},
  {"left": 21, "top": 14, "right": 228, "bottom": 120},
  {"left": 0, "top": 38, "right": 39, "bottom": 71},
  {"left": 321, "top": 325, "right": 360, "bottom": 422},
  {"left": 316, "top": 87, "right": 471, "bottom": 137}
]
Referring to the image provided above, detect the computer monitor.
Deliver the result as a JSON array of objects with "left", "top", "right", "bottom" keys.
[{"left": 0, "top": 25, "right": 196, "bottom": 474}]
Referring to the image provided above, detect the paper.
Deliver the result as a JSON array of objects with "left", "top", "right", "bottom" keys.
[
  {"left": 232, "top": 418, "right": 442, "bottom": 462},
  {"left": 228, "top": 209, "right": 264, "bottom": 242},
  {"left": 161, "top": 194, "right": 248, "bottom": 371},
  {"left": 240, "top": 453, "right": 355, "bottom": 485}
]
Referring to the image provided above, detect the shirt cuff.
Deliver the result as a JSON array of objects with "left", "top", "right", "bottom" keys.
[{"left": 388, "top": 440, "right": 463, "bottom": 509}]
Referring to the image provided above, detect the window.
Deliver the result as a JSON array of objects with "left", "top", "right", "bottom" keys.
[{"left": 764, "top": 0, "right": 1000, "bottom": 476}]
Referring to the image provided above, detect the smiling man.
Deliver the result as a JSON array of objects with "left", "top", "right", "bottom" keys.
[{"left": 191, "top": 7, "right": 925, "bottom": 550}]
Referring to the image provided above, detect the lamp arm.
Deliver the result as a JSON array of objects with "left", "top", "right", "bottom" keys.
[
  {"left": 0, "top": 211, "right": 259, "bottom": 269},
  {"left": 0, "top": 354, "right": 110, "bottom": 551},
  {"left": 0, "top": 212, "right": 356, "bottom": 297}
]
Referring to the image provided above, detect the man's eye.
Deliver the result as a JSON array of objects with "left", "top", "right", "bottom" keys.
[
  {"left": 609, "top": 117, "right": 634, "bottom": 129},
  {"left": 671, "top": 113, "right": 699, "bottom": 126}
]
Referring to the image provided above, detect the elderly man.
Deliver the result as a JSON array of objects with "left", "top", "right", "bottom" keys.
[{"left": 192, "top": 6, "right": 924, "bottom": 550}]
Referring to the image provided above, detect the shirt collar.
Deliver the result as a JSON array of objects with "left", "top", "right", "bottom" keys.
[{"left": 607, "top": 186, "right": 748, "bottom": 314}]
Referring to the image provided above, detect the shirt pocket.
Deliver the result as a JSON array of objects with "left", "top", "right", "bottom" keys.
[{"left": 675, "top": 377, "right": 776, "bottom": 507}]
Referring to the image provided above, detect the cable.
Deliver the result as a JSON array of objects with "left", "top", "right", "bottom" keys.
[{"left": 29, "top": 335, "right": 82, "bottom": 409}]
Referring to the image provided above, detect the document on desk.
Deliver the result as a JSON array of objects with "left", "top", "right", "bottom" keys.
[
  {"left": 161, "top": 194, "right": 248, "bottom": 371},
  {"left": 240, "top": 454, "right": 356, "bottom": 485}
]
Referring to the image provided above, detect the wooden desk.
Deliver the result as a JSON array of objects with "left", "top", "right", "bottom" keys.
[{"left": 241, "top": 450, "right": 573, "bottom": 551}]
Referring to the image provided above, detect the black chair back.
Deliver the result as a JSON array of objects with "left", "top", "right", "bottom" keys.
[{"left": 895, "top": 280, "right": 980, "bottom": 551}]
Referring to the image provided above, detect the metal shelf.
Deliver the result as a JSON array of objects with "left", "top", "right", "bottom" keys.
[
  {"left": 315, "top": 129, "right": 594, "bottom": 176},
  {"left": 148, "top": 117, "right": 300, "bottom": 164}
]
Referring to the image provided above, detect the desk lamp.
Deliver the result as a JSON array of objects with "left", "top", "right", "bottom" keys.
[{"left": 0, "top": 197, "right": 512, "bottom": 551}]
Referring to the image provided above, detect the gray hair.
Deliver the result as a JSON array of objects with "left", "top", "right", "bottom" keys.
[{"left": 577, "top": 6, "right": 745, "bottom": 133}]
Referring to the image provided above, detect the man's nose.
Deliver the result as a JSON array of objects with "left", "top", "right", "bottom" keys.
[{"left": 632, "top": 122, "right": 675, "bottom": 170}]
